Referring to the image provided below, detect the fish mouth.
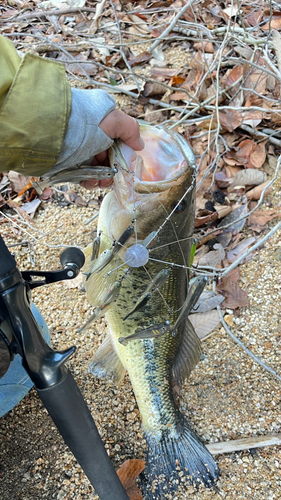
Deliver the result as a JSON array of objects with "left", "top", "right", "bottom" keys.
[
  {"left": 105, "top": 124, "right": 196, "bottom": 245},
  {"left": 110, "top": 125, "right": 196, "bottom": 200}
]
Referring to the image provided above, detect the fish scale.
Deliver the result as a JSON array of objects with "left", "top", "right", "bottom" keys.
[{"left": 83, "top": 124, "right": 219, "bottom": 498}]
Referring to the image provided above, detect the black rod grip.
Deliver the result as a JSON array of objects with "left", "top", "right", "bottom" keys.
[
  {"left": 37, "top": 371, "right": 129, "bottom": 500},
  {"left": 0, "top": 234, "right": 17, "bottom": 275}
]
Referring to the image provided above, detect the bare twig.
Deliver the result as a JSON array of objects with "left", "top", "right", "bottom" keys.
[
  {"left": 110, "top": 0, "right": 140, "bottom": 93},
  {"left": 4, "top": 32, "right": 91, "bottom": 81},
  {"left": 239, "top": 123, "right": 281, "bottom": 147},
  {"left": 0, "top": 6, "right": 97, "bottom": 22},
  {"left": 148, "top": 0, "right": 198, "bottom": 53},
  {"left": 217, "top": 306, "right": 281, "bottom": 382},
  {"left": 207, "top": 434, "right": 281, "bottom": 455}
]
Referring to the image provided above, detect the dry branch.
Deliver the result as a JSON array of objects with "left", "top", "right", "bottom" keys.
[{"left": 207, "top": 434, "right": 281, "bottom": 455}]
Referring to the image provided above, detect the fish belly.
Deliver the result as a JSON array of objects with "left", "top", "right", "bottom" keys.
[{"left": 104, "top": 266, "right": 219, "bottom": 498}]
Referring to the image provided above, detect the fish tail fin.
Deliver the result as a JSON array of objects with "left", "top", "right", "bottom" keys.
[{"left": 142, "top": 413, "right": 219, "bottom": 499}]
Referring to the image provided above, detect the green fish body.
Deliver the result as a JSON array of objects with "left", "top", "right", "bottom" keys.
[{"left": 83, "top": 125, "right": 219, "bottom": 498}]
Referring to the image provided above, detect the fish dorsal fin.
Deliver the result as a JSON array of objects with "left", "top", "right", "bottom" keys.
[
  {"left": 88, "top": 332, "right": 126, "bottom": 386},
  {"left": 172, "top": 318, "right": 201, "bottom": 385}
]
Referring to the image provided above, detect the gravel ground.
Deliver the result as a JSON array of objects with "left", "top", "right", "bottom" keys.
[{"left": 0, "top": 182, "right": 280, "bottom": 500}]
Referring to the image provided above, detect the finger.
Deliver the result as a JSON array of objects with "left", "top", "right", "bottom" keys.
[
  {"left": 100, "top": 109, "right": 144, "bottom": 151},
  {"left": 79, "top": 179, "right": 99, "bottom": 190},
  {"left": 119, "top": 115, "right": 145, "bottom": 151},
  {"left": 94, "top": 151, "right": 108, "bottom": 164},
  {"left": 99, "top": 178, "right": 113, "bottom": 188}
]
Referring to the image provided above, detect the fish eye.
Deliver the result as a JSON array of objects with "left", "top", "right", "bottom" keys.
[{"left": 171, "top": 200, "right": 187, "bottom": 213}]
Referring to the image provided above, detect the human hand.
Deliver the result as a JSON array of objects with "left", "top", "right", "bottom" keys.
[{"left": 80, "top": 109, "right": 144, "bottom": 190}]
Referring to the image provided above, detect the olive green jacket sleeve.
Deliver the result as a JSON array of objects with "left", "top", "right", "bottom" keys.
[{"left": 0, "top": 35, "right": 71, "bottom": 176}]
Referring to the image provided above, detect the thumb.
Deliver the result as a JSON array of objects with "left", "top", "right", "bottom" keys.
[{"left": 100, "top": 109, "right": 144, "bottom": 151}]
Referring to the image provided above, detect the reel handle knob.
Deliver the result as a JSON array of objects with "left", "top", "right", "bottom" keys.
[{"left": 60, "top": 247, "right": 85, "bottom": 270}]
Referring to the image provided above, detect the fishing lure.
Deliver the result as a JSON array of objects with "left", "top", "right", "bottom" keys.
[
  {"left": 78, "top": 281, "right": 122, "bottom": 333},
  {"left": 169, "top": 276, "right": 208, "bottom": 334},
  {"left": 84, "top": 225, "right": 134, "bottom": 279},
  {"left": 118, "top": 322, "right": 170, "bottom": 346},
  {"left": 123, "top": 268, "right": 171, "bottom": 320},
  {"left": 32, "top": 166, "right": 117, "bottom": 194},
  {"left": 119, "top": 277, "right": 207, "bottom": 342}
]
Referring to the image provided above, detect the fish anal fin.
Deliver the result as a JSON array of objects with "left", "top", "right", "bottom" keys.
[
  {"left": 88, "top": 332, "right": 126, "bottom": 386},
  {"left": 172, "top": 317, "right": 201, "bottom": 386}
]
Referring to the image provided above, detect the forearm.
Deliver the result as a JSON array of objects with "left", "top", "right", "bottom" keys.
[
  {"left": 0, "top": 35, "right": 116, "bottom": 177},
  {"left": 48, "top": 88, "right": 116, "bottom": 176}
]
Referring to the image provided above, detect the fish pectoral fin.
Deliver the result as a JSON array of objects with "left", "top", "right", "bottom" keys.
[
  {"left": 172, "top": 317, "right": 201, "bottom": 385},
  {"left": 88, "top": 332, "right": 126, "bottom": 385}
]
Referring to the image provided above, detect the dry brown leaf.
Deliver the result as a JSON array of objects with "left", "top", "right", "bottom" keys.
[
  {"left": 8, "top": 171, "right": 32, "bottom": 194},
  {"left": 217, "top": 276, "right": 249, "bottom": 309},
  {"left": 88, "top": 0, "right": 107, "bottom": 35},
  {"left": 168, "top": 75, "right": 185, "bottom": 86},
  {"left": 74, "top": 195, "right": 87, "bottom": 207},
  {"left": 197, "top": 243, "right": 225, "bottom": 268},
  {"left": 248, "top": 209, "right": 281, "bottom": 227},
  {"left": 64, "top": 191, "right": 87, "bottom": 206},
  {"left": 246, "top": 180, "right": 273, "bottom": 200},
  {"left": 143, "top": 82, "right": 167, "bottom": 96},
  {"left": 242, "top": 110, "right": 263, "bottom": 128},
  {"left": 229, "top": 169, "right": 267, "bottom": 191},
  {"left": 150, "top": 68, "right": 179, "bottom": 79},
  {"left": 129, "top": 51, "right": 152, "bottom": 67},
  {"left": 223, "top": 5, "right": 239, "bottom": 17},
  {"left": 244, "top": 71, "right": 267, "bottom": 97},
  {"left": 224, "top": 165, "right": 241, "bottom": 177},
  {"left": 7, "top": 200, "right": 35, "bottom": 223},
  {"left": 227, "top": 237, "right": 256, "bottom": 264},
  {"left": 128, "top": 13, "right": 150, "bottom": 33},
  {"left": 189, "top": 310, "right": 221, "bottom": 340},
  {"left": 39, "top": 187, "right": 53, "bottom": 200},
  {"left": 219, "top": 109, "right": 243, "bottom": 132},
  {"left": 249, "top": 142, "right": 267, "bottom": 169},
  {"left": 247, "top": 8, "right": 264, "bottom": 27},
  {"left": 226, "top": 139, "right": 263, "bottom": 167},
  {"left": 224, "top": 65, "right": 244, "bottom": 90},
  {"left": 181, "top": 68, "right": 202, "bottom": 92},
  {"left": 170, "top": 91, "right": 188, "bottom": 101},
  {"left": 65, "top": 53, "right": 97, "bottom": 76},
  {"left": 215, "top": 204, "right": 232, "bottom": 219},
  {"left": 193, "top": 41, "right": 214, "bottom": 53},
  {"left": 117, "top": 459, "right": 145, "bottom": 500},
  {"left": 233, "top": 45, "right": 253, "bottom": 60},
  {"left": 195, "top": 210, "right": 218, "bottom": 228},
  {"left": 263, "top": 17, "right": 281, "bottom": 30}
]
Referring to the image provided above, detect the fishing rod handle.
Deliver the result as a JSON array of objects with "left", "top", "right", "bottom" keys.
[
  {"left": 0, "top": 233, "right": 17, "bottom": 276},
  {"left": 38, "top": 371, "right": 130, "bottom": 500}
]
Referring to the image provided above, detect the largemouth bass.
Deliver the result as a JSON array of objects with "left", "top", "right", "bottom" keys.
[{"left": 83, "top": 125, "right": 219, "bottom": 498}]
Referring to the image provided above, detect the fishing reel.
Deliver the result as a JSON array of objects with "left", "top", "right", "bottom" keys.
[{"left": 0, "top": 246, "right": 85, "bottom": 380}]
